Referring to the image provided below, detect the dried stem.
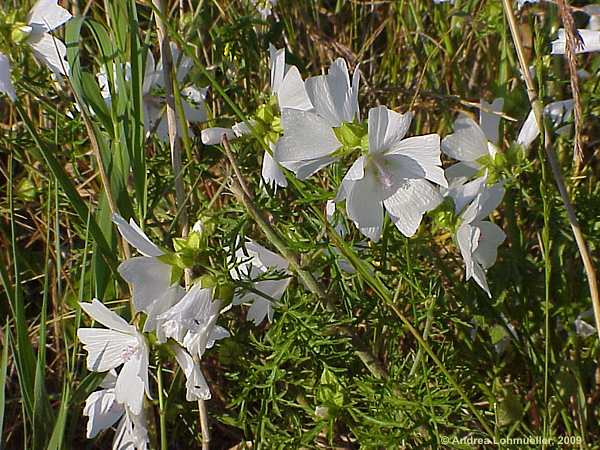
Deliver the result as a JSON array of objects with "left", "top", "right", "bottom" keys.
[
  {"left": 556, "top": 0, "right": 584, "bottom": 165},
  {"left": 502, "top": 0, "right": 600, "bottom": 340},
  {"left": 152, "top": 0, "right": 208, "bottom": 447}
]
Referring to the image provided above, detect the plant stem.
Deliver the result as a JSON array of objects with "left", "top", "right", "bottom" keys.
[
  {"left": 222, "top": 136, "right": 389, "bottom": 381},
  {"left": 152, "top": 1, "right": 208, "bottom": 447},
  {"left": 501, "top": 0, "right": 600, "bottom": 340}
]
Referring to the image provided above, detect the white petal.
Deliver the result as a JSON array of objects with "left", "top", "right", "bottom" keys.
[
  {"left": 368, "top": 106, "right": 413, "bottom": 154},
  {"left": 142, "top": 52, "right": 160, "bottom": 94},
  {"left": 304, "top": 58, "right": 357, "bottom": 126},
  {"left": 201, "top": 127, "right": 237, "bottom": 145},
  {"left": 277, "top": 66, "right": 313, "bottom": 111},
  {"left": 143, "top": 285, "right": 186, "bottom": 341},
  {"left": 275, "top": 109, "right": 340, "bottom": 163},
  {"left": 552, "top": 29, "right": 600, "bottom": 54},
  {"left": 171, "top": 344, "right": 211, "bottom": 401},
  {"left": 112, "top": 214, "right": 163, "bottom": 257},
  {"left": 77, "top": 329, "right": 139, "bottom": 372},
  {"left": 444, "top": 161, "right": 481, "bottom": 184},
  {"left": 159, "top": 285, "right": 215, "bottom": 345},
  {"left": 237, "top": 278, "right": 290, "bottom": 325},
  {"left": 386, "top": 134, "right": 447, "bottom": 187},
  {"left": 446, "top": 174, "right": 487, "bottom": 214},
  {"left": 262, "top": 149, "right": 288, "bottom": 189},
  {"left": 117, "top": 257, "right": 172, "bottom": 313},
  {"left": 345, "top": 170, "right": 384, "bottom": 240},
  {"left": 28, "top": 32, "right": 69, "bottom": 76},
  {"left": 243, "top": 240, "right": 289, "bottom": 272},
  {"left": 384, "top": 179, "right": 442, "bottom": 237},
  {"left": 0, "top": 54, "right": 16, "bottom": 101},
  {"left": 479, "top": 98, "right": 504, "bottom": 145},
  {"left": 350, "top": 65, "right": 361, "bottom": 121},
  {"left": 27, "top": 0, "right": 72, "bottom": 33},
  {"left": 336, "top": 156, "right": 365, "bottom": 201},
  {"left": 181, "top": 98, "right": 207, "bottom": 124},
  {"left": 281, "top": 156, "right": 336, "bottom": 180},
  {"left": 115, "top": 356, "right": 145, "bottom": 415},
  {"left": 516, "top": 108, "right": 539, "bottom": 148},
  {"left": 441, "top": 115, "right": 489, "bottom": 162},
  {"left": 473, "top": 221, "right": 505, "bottom": 269},
  {"left": 83, "top": 388, "right": 124, "bottom": 438},
  {"left": 461, "top": 182, "right": 505, "bottom": 224},
  {"left": 80, "top": 299, "right": 135, "bottom": 333},
  {"left": 113, "top": 408, "right": 149, "bottom": 450},
  {"left": 269, "top": 44, "right": 286, "bottom": 94}
]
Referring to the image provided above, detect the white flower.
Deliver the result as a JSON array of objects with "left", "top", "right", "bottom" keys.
[
  {"left": 336, "top": 105, "right": 446, "bottom": 241},
  {"left": 230, "top": 240, "right": 291, "bottom": 325},
  {"left": 26, "top": 0, "right": 72, "bottom": 76},
  {"left": 112, "top": 214, "right": 175, "bottom": 319},
  {"left": 158, "top": 284, "right": 229, "bottom": 359},
  {"left": 274, "top": 57, "right": 360, "bottom": 179},
  {"left": 451, "top": 176, "right": 505, "bottom": 297},
  {"left": 0, "top": 0, "right": 71, "bottom": 100},
  {"left": 551, "top": 29, "right": 600, "bottom": 54},
  {"left": 442, "top": 98, "right": 503, "bottom": 183},
  {"left": 83, "top": 371, "right": 149, "bottom": 450},
  {"left": 170, "top": 343, "right": 211, "bottom": 401},
  {"left": 202, "top": 44, "right": 312, "bottom": 190},
  {"left": 98, "top": 46, "right": 207, "bottom": 141},
  {"left": 77, "top": 300, "right": 150, "bottom": 415},
  {"left": 517, "top": 99, "right": 574, "bottom": 149}
]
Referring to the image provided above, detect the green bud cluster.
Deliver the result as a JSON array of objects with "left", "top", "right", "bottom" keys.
[{"left": 251, "top": 96, "right": 283, "bottom": 148}]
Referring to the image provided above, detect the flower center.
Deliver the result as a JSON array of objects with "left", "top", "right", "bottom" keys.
[{"left": 120, "top": 344, "right": 138, "bottom": 362}]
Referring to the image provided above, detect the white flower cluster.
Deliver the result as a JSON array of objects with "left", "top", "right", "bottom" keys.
[{"left": 78, "top": 215, "right": 291, "bottom": 448}]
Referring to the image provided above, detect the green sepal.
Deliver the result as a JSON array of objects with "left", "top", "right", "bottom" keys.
[{"left": 333, "top": 121, "right": 367, "bottom": 149}]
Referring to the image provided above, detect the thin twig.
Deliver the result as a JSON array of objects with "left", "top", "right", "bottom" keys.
[{"left": 502, "top": 0, "right": 600, "bottom": 340}]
